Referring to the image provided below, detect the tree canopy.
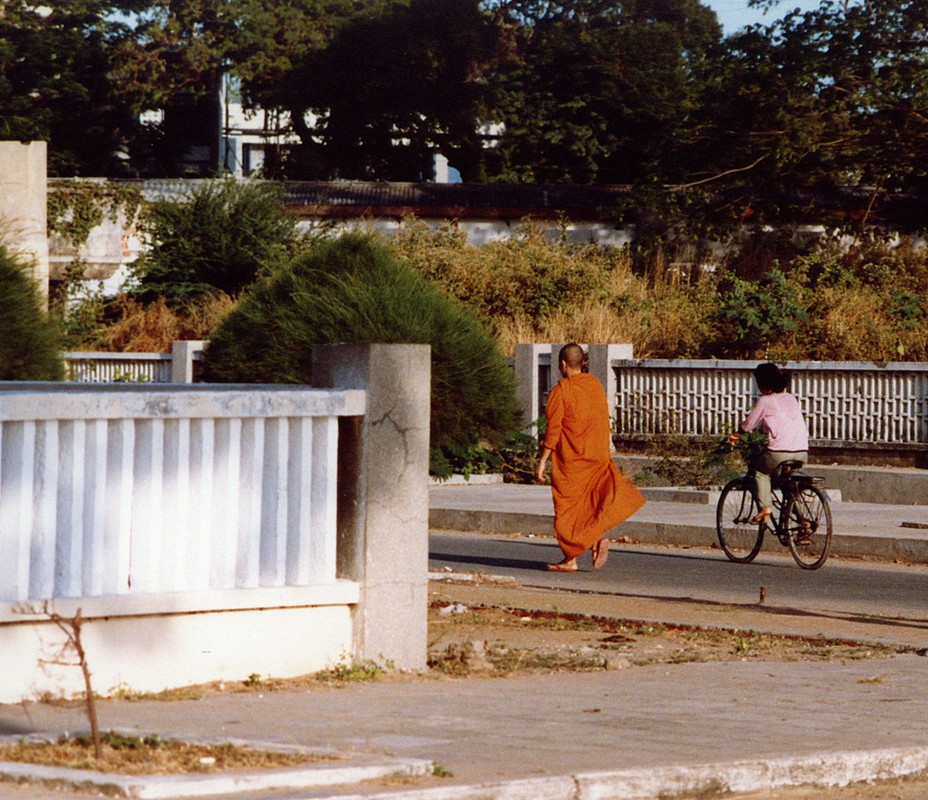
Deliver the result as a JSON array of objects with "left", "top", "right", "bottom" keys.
[
  {"left": 0, "top": 0, "right": 140, "bottom": 175},
  {"left": 4, "top": 0, "right": 928, "bottom": 230}
]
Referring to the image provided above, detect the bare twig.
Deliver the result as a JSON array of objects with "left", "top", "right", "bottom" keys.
[{"left": 14, "top": 603, "right": 102, "bottom": 760}]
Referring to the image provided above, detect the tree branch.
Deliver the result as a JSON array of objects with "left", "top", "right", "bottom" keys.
[{"left": 672, "top": 154, "right": 769, "bottom": 190}]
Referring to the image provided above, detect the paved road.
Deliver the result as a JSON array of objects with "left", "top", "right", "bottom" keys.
[{"left": 429, "top": 530, "right": 928, "bottom": 624}]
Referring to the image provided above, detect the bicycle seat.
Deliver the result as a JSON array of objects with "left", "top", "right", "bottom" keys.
[
  {"left": 773, "top": 460, "right": 805, "bottom": 475},
  {"left": 771, "top": 460, "right": 805, "bottom": 489}
]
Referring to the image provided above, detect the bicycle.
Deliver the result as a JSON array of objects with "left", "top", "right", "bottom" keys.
[{"left": 716, "top": 459, "right": 833, "bottom": 569}]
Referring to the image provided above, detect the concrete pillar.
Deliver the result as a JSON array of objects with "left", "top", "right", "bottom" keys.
[
  {"left": 514, "top": 343, "right": 552, "bottom": 435},
  {"left": 171, "top": 340, "right": 206, "bottom": 383},
  {"left": 312, "top": 344, "right": 431, "bottom": 671},
  {"left": 588, "top": 343, "right": 634, "bottom": 418},
  {"left": 588, "top": 344, "right": 634, "bottom": 453},
  {"left": 0, "top": 142, "right": 49, "bottom": 303}
]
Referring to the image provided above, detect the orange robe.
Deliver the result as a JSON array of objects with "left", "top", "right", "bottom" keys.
[{"left": 543, "top": 373, "right": 645, "bottom": 559}]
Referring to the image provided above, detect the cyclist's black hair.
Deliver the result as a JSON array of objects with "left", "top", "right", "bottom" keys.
[{"left": 754, "top": 362, "right": 790, "bottom": 393}]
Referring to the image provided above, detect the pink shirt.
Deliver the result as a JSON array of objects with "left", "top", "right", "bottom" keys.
[{"left": 742, "top": 391, "right": 809, "bottom": 452}]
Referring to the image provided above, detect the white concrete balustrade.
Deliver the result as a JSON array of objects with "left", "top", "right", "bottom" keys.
[
  {"left": 0, "top": 345, "right": 429, "bottom": 702},
  {"left": 0, "top": 385, "right": 364, "bottom": 603},
  {"left": 513, "top": 347, "right": 928, "bottom": 452},
  {"left": 63, "top": 341, "right": 206, "bottom": 384},
  {"left": 613, "top": 359, "right": 928, "bottom": 448}
]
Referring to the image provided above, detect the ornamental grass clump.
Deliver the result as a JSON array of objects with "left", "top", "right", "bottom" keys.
[
  {"left": 0, "top": 244, "right": 63, "bottom": 380},
  {"left": 202, "top": 233, "right": 520, "bottom": 469}
]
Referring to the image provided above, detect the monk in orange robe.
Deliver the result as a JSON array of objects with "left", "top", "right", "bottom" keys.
[{"left": 535, "top": 343, "right": 645, "bottom": 572}]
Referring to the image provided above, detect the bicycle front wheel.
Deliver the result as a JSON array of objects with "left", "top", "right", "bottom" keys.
[
  {"left": 716, "top": 478, "right": 765, "bottom": 563},
  {"left": 784, "top": 486, "right": 833, "bottom": 570}
]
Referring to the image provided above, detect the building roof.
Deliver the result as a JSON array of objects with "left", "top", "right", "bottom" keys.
[{"left": 281, "top": 181, "right": 634, "bottom": 220}]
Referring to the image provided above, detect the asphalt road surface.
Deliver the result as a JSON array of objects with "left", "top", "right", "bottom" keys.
[{"left": 429, "top": 530, "right": 928, "bottom": 625}]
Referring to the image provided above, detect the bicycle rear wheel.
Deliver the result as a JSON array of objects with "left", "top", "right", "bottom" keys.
[
  {"left": 716, "top": 478, "right": 765, "bottom": 563},
  {"left": 784, "top": 486, "right": 833, "bottom": 569}
]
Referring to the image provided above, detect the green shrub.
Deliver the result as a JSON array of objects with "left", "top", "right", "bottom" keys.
[
  {"left": 202, "top": 234, "right": 521, "bottom": 465},
  {"left": 710, "top": 268, "right": 811, "bottom": 358},
  {"left": 133, "top": 180, "right": 303, "bottom": 306},
  {"left": 0, "top": 245, "right": 63, "bottom": 380}
]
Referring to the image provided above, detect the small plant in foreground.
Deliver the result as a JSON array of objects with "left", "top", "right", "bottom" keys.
[
  {"left": 317, "top": 654, "right": 395, "bottom": 684},
  {"left": 243, "top": 673, "right": 263, "bottom": 688}
]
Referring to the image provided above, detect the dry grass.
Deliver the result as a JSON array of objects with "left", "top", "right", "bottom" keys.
[
  {"left": 495, "top": 285, "right": 712, "bottom": 358},
  {"left": 94, "top": 294, "right": 235, "bottom": 352},
  {"left": 0, "top": 734, "right": 338, "bottom": 775}
]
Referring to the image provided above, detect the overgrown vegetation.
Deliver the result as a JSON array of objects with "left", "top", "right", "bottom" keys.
[
  {"left": 393, "top": 221, "right": 928, "bottom": 362},
  {"left": 630, "top": 430, "right": 768, "bottom": 489},
  {"left": 62, "top": 189, "right": 928, "bottom": 365},
  {"left": 59, "top": 180, "right": 301, "bottom": 351},
  {"left": 48, "top": 181, "right": 144, "bottom": 250},
  {"left": 202, "top": 233, "right": 521, "bottom": 470},
  {"left": 51, "top": 190, "right": 928, "bottom": 481},
  {"left": 0, "top": 244, "right": 63, "bottom": 380}
]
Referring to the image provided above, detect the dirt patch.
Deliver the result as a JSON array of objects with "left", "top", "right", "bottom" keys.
[
  {"left": 0, "top": 731, "right": 337, "bottom": 775},
  {"left": 426, "top": 594, "right": 910, "bottom": 677}
]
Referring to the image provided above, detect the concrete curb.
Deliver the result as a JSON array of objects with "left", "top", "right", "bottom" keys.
[
  {"left": 615, "top": 455, "right": 928, "bottom": 506},
  {"left": 314, "top": 746, "right": 928, "bottom": 800},
  {"left": 638, "top": 486, "right": 843, "bottom": 504},
  {"left": 429, "top": 509, "right": 928, "bottom": 563},
  {"left": 0, "top": 753, "right": 433, "bottom": 799},
  {"left": 430, "top": 474, "right": 505, "bottom": 487}
]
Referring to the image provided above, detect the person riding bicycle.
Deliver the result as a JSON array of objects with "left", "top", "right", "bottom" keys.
[{"left": 727, "top": 362, "right": 809, "bottom": 526}]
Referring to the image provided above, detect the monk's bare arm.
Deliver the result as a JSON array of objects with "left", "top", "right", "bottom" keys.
[{"left": 535, "top": 446, "right": 553, "bottom": 483}]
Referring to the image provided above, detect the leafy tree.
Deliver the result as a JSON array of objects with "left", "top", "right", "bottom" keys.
[
  {"left": 106, "top": 0, "right": 242, "bottom": 175},
  {"left": 0, "top": 0, "right": 140, "bottom": 176},
  {"left": 202, "top": 233, "right": 521, "bottom": 464},
  {"left": 109, "top": 0, "right": 235, "bottom": 112},
  {"left": 133, "top": 180, "right": 301, "bottom": 305},
  {"left": 710, "top": 268, "right": 811, "bottom": 357},
  {"left": 487, "top": 0, "right": 722, "bottom": 183},
  {"left": 683, "top": 0, "right": 928, "bottom": 230},
  {"left": 273, "top": 0, "right": 503, "bottom": 180},
  {"left": 0, "top": 245, "right": 63, "bottom": 381}
]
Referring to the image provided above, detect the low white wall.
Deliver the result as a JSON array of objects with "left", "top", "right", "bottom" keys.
[
  {"left": 63, "top": 341, "right": 207, "bottom": 384},
  {"left": 0, "top": 382, "right": 366, "bottom": 701},
  {"left": 0, "top": 386, "right": 364, "bottom": 602},
  {"left": 0, "top": 586, "right": 357, "bottom": 701}
]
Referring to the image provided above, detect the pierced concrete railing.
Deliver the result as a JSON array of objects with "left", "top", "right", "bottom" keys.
[
  {"left": 0, "top": 384, "right": 363, "bottom": 603},
  {"left": 63, "top": 341, "right": 205, "bottom": 384},
  {"left": 613, "top": 359, "right": 928, "bottom": 449},
  {"left": 513, "top": 346, "right": 928, "bottom": 453}
]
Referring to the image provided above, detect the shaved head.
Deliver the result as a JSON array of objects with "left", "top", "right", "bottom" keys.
[{"left": 559, "top": 343, "right": 586, "bottom": 369}]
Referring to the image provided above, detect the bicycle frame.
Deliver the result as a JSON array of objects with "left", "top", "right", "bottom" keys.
[{"left": 716, "top": 459, "right": 833, "bottom": 569}]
